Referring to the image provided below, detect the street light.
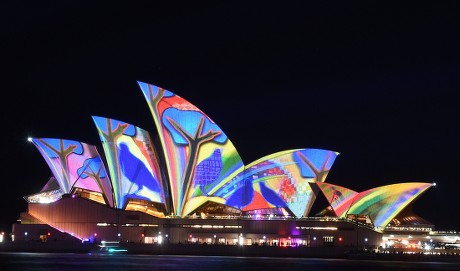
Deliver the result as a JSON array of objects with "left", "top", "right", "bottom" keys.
[{"left": 158, "top": 232, "right": 163, "bottom": 244}]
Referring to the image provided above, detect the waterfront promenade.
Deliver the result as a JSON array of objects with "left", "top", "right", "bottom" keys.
[{"left": 1, "top": 240, "right": 460, "bottom": 262}]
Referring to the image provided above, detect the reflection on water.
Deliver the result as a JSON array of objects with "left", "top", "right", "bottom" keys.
[{"left": 0, "top": 252, "right": 459, "bottom": 271}]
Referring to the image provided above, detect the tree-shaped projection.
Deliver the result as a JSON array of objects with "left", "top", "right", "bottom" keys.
[
  {"left": 93, "top": 116, "right": 167, "bottom": 211},
  {"left": 139, "top": 82, "right": 245, "bottom": 217},
  {"left": 76, "top": 156, "right": 113, "bottom": 207},
  {"left": 33, "top": 138, "right": 79, "bottom": 193},
  {"left": 31, "top": 138, "right": 112, "bottom": 206},
  {"left": 166, "top": 115, "right": 221, "bottom": 213},
  {"left": 27, "top": 80, "right": 438, "bottom": 236},
  {"left": 93, "top": 117, "right": 129, "bottom": 208},
  {"left": 294, "top": 150, "right": 336, "bottom": 182}
]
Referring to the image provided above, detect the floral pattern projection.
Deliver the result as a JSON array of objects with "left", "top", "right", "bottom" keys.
[
  {"left": 314, "top": 182, "right": 434, "bottom": 229},
  {"left": 138, "top": 82, "right": 245, "bottom": 217},
  {"left": 30, "top": 138, "right": 113, "bottom": 207},
  {"left": 209, "top": 149, "right": 339, "bottom": 218},
  {"left": 92, "top": 116, "right": 167, "bottom": 212}
]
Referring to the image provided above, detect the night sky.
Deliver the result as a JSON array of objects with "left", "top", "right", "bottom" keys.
[{"left": 2, "top": 2, "right": 459, "bottom": 233}]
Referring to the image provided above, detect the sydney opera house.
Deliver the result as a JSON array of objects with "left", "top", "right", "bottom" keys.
[{"left": 11, "top": 81, "right": 451, "bottom": 250}]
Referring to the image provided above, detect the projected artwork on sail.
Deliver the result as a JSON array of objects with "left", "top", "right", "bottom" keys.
[
  {"left": 138, "top": 82, "right": 245, "bottom": 216},
  {"left": 210, "top": 149, "right": 339, "bottom": 218},
  {"left": 30, "top": 138, "right": 113, "bottom": 207},
  {"left": 92, "top": 116, "right": 166, "bottom": 211},
  {"left": 311, "top": 182, "right": 358, "bottom": 217},
  {"left": 342, "top": 182, "right": 434, "bottom": 228}
]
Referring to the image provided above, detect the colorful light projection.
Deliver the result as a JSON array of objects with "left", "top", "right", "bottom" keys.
[
  {"left": 30, "top": 138, "right": 113, "bottom": 207},
  {"left": 209, "top": 149, "right": 339, "bottom": 218},
  {"left": 138, "top": 82, "right": 245, "bottom": 217},
  {"left": 27, "top": 81, "right": 438, "bottom": 227},
  {"left": 310, "top": 182, "right": 358, "bottom": 217},
  {"left": 340, "top": 182, "right": 434, "bottom": 229},
  {"left": 92, "top": 116, "right": 167, "bottom": 212}
]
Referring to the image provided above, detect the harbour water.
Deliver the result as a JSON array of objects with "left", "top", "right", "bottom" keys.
[{"left": 1, "top": 252, "right": 459, "bottom": 271}]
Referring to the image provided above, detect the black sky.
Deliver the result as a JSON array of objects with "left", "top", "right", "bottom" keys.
[{"left": 1, "top": 2, "right": 459, "bottom": 233}]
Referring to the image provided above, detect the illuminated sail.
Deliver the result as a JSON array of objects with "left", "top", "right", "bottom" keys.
[
  {"left": 26, "top": 80, "right": 439, "bottom": 236},
  {"left": 138, "top": 82, "right": 245, "bottom": 216},
  {"left": 30, "top": 138, "right": 113, "bottom": 207},
  {"left": 311, "top": 182, "right": 358, "bottom": 216},
  {"left": 210, "top": 149, "right": 339, "bottom": 217},
  {"left": 92, "top": 116, "right": 167, "bottom": 212},
  {"left": 343, "top": 182, "right": 434, "bottom": 228}
]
